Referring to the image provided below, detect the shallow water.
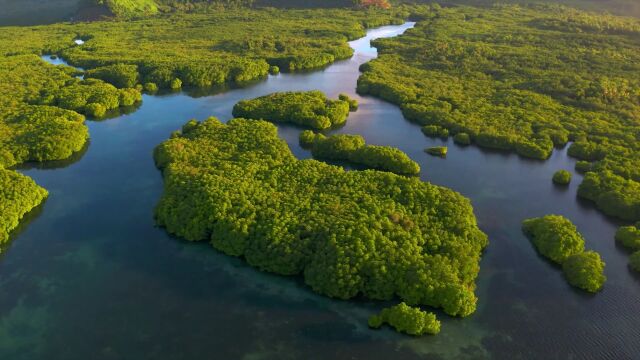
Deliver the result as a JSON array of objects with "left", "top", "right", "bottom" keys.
[{"left": 4, "top": 22, "right": 640, "bottom": 360}]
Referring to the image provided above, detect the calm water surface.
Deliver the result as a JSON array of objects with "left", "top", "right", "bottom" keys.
[{"left": 2, "top": 23, "right": 639, "bottom": 359}]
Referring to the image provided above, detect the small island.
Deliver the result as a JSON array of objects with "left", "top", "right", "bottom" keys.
[
  {"left": 552, "top": 170, "right": 572, "bottom": 185},
  {"left": 232, "top": 91, "right": 354, "bottom": 130},
  {"left": 562, "top": 251, "right": 606, "bottom": 293},
  {"left": 368, "top": 302, "right": 440, "bottom": 336},
  {"left": 522, "top": 215, "right": 605, "bottom": 292},
  {"left": 300, "top": 131, "right": 420, "bottom": 176},
  {"left": 425, "top": 146, "right": 448, "bottom": 157},
  {"left": 615, "top": 224, "right": 640, "bottom": 251}
]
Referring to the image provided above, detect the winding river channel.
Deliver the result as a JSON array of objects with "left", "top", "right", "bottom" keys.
[{"left": 2, "top": 23, "right": 639, "bottom": 359}]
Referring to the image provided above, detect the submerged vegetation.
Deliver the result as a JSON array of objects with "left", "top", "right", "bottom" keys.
[
  {"left": 368, "top": 302, "right": 440, "bottom": 336},
  {"left": 233, "top": 91, "right": 353, "bottom": 130},
  {"left": 154, "top": 117, "right": 488, "bottom": 317},
  {"left": 300, "top": 131, "right": 420, "bottom": 175},
  {"left": 358, "top": 4, "right": 640, "bottom": 222},
  {"left": 523, "top": 215, "right": 605, "bottom": 292}
]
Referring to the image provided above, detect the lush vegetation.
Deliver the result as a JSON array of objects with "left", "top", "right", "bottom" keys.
[
  {"left": 357, "top": 4, "right": 640, "bottom": 222},
  {"left": 0, "top": 6, "right": 404, "bottom": 243},
  {"left": 453, "top": 133, "right": 471, "bottom": 146},
  {"left": 154, "top": 117, "right": 488, "bottom": 316},
  {"left": 615, "top": 223, "right": 640, "bottom": 271},
  {"left": 368, "top": 302, "right": 440, "bottom": 336},
  {"left": 300, "top": 131, "right": 420, "bottom": 175},
  {"left": 339, "top": 93, "right": 359, "bottom": 111},
  {"left": 437, "top": 0, "right": 640, "bottom": 19},
  {"left": 630, "top": 251, "right": 640, "bottom": 272},
  {"left": 523, "top": 215, "right": 605, "bottom": 292},
  {"left": 522, "top": 215, "right": 585, "bottom": 264},
  {"left": 575, "top": 160, "right": 592, "bottom": 173},
  {"left": 577, "top": 171, "right": 640, "bottom": 222},
  {"left": 233, "top": 91, "right": 353, "bottom": 130},
  {"left": 85, "top": 64, "right": 141, "bottom": 88},
  {"left": 425, "top": 146, "right": 447, "bottom": 157},
  {"left": 0, "top": 7, "right": 404, "bottom": 89},
  {"left": 615, "top": 224, "right": 640, "bottom": 251},
  {"left": 562, "top": 251, "right": 606, "bottom": 293},
  {"left": 553, "top": 170, "right": 572, "bottom": 185},
  {"left": 0, "top": 169, "right": 49, "bottom": 244},
  {"left": 99, "top": 0, "right": 159, "bottom": 18}
]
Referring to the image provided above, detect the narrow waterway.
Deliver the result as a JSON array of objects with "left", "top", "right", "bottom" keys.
[{"left": 2, "top": 22, "right": 639, "bottom": 360}]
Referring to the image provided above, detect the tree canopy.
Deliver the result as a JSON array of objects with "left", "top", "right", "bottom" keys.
[
  {"left": 615, "top": 224, "right": 640, "bottom": 251},
  {"left": 0, "top": 169, "right": 48, "bottom": 244},
  {"left": 562, "top": 251, "right": 606, "bottom": 293},
  {"left": 630, "top": 251, "right": 640, "bottom": 272},
  {"left": 0, "top": 6, "right": 404, "bottom": 243},
  {"left": 368, "top": 302, "right": 440, "bottom": 336},
  {"left": 523, "top": 214, "right": 606, "bottom": 292},
  {"left": 357, "top": 4, "right": 640, "bottom": 222},
  {"left": 233, "top": 91, "right": 352, "bottom": 130},
  {"left": 553, "top": 170, "right": 572, "bottom": 185},
  {"left": 300, "top": 131, "right": 420, "bottom": 175},
  {"left": 522, "top": 215, "right": 585, "bottom": 264},
  {"left": 154, "top": 117, "right": 488, "bottom": 316}
]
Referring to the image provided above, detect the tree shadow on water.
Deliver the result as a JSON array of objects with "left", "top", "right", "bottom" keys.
[
  {"left": 14, "top": 141, "right": 90, "bottom": 171},
  {"left": 1, "top": 201, "right": 47, "bottom": 259}
]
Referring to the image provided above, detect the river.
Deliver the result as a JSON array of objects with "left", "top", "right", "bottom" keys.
[{"left": 2, "top": 22, "right": 639, "bottom": 360}]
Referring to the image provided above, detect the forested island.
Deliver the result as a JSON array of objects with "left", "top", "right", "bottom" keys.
[
  {"left": 154, "top": 117, "right": 488, "bottom": 317},
  {"left": 616, "top": 223, "right": 640, "bottom": 272},
  {"left": 523, "top": 215, "right": 606, "bottom": 292},
  {"left": 299, "top": 131, "right": 420, "bottom": 175}
]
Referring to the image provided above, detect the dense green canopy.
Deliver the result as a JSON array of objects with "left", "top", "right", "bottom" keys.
[
  {"left": 523, "top": 215, "right": 606, "bottom": 292},
  {"left": 0, "top": 6, "right": 403, "bottom": 243},
  {"left": 368, "top": 302, "right": 440, "bottom": 336},
  {"left": 0, "top": 169, "right": 48, "bottom": 244},
  {"left": 522, "top": 215, "right": 585, "bottom": 264},
  {"left": 562, "top": 251, "right": 606, "bottom": 293},
  {"left": 615, "top": 224, "right": 640, "bottom": 251},
  {"left": 553, "top": 170, "right": 572, "bottom": 185},
  {"left": 233, "top": 91, "right": 353, "bottom": 130},
  {"left": 154, "top": 117, "right": 487, "bottom": 316},
  {"left": 357, "top": 4, "right": 640, "bottom": 222},
  {"left": 300, "top": 131, "right": 420, "bottom": 175},
  {"left": 630, "top": 251, "right": 640, "bottom": 272},
  {"left": 425, "top": 146, "right": 447, "bottom": 157},
  {"left": 100, "top": 0, "right": 159, "bottom": 18}
]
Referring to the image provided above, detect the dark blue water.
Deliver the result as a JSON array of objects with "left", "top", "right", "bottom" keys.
[{"left": 3, "top": 23, "right": 639, "bottom": 359}]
